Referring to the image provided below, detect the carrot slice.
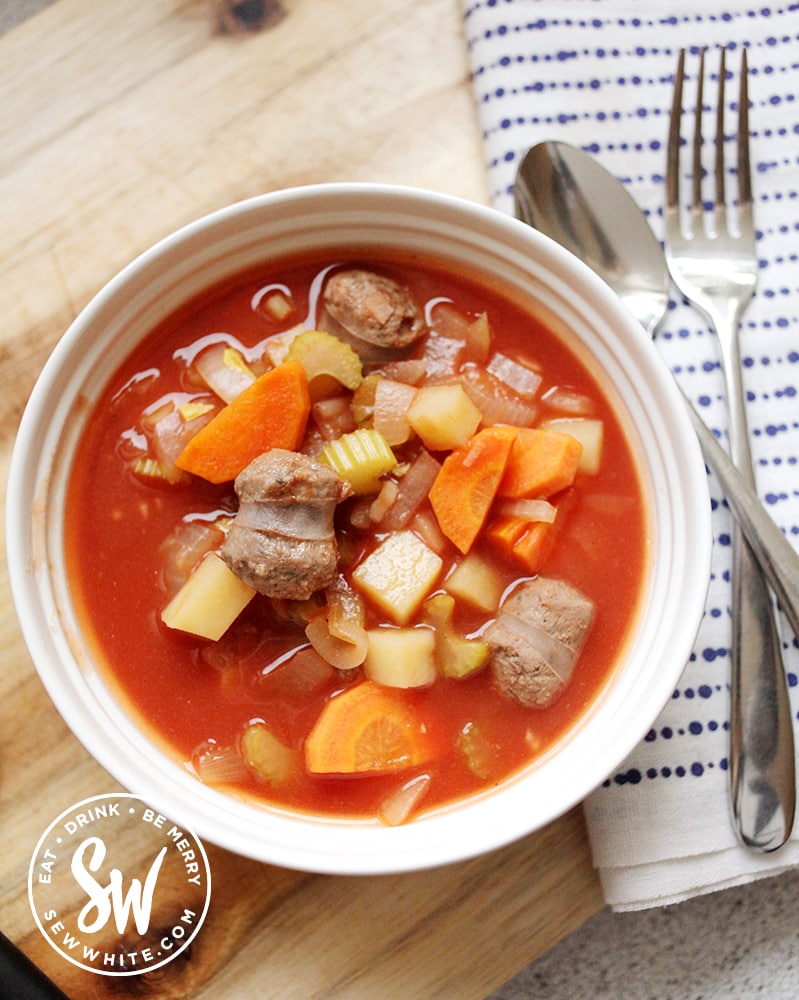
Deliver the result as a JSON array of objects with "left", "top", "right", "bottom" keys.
[
  {"left": 176, "top": 359, "right": 310, "bottom": 483},
  {"left": 487, "top": 488, "right": 576, "bottom": 573},
  {"left": 498, "top": 427, "right": 582, "bottom": 499},
  {"left": 305, "top": 681, "right": 432, "bottom": 775},
  {"left": 429, "top": 425, "right": 517, "bottom": 553}
]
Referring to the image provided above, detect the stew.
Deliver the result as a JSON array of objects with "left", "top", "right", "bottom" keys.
[{"left": 64, "top": 249, "right": 648, "bottom": 824}]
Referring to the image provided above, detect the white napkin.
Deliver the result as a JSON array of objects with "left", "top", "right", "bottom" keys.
[{"left": 463, "top": 0, "right": 799, "bottom": 910}]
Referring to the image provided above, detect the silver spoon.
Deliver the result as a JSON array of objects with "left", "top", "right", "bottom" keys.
[{"left": 515, "top": 140, "right": 796, "bottom": 851}]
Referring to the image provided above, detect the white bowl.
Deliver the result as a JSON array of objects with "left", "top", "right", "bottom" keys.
[{"left": 6, "top": 183, "right": 711, "bottom": 874}]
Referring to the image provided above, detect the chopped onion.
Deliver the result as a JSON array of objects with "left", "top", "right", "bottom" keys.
[
  {"left": 369, "top": 479, "right": 399, "bottom": 522},
  {"left": 305, "top": 576, "right": 368, "bottom": 670},
  {"left": 459, "top": 367, "right": 538, "bottom": 427},
  {"left": 375, "top": 359, "right": 427, "bottom": 385},
  {"left": 581, "top": 493, "right": 635, "bottom": 516},
  {"left": 428, "top": 300, "right": 470, "bottom": 340},
  {"left": 426, "top": 302, "right": 490, "bottom": 363},
  {"left": 380, "top": 449, "right": 441, "bottom": 531},
  {"left": 373, "top": 378, "right": 417, "bottom": 446},
  {"left": 194, "top": 344, "right": 256, "bottom": 403},
  {"left": 415, "top": 334, "right": 464, "bottom": 381},
  {"left": 377, "top": 773, "right": 431, "bottom": 826},
  {"left": 262, "top": 324, "right": 306, "bottom": 367},
  {"left": 160, "top": 520, "right": 225, "bottom": 595},
  {"left": 487, "top": 352, "right": 542, "bottom": 399},
  {"left": 191, "top": 741, "right": 248, "bottom": 785},
  {"left": 147, "top": 396, "right": 214, "bottom": 476},
  {"left": 312, "top": 396, "right": 357, "bottom": 441},
  {"left": 524, "top": 728, "right": 543, "bottom": 753},
  {"left": 409, "top": 506, "right": 448, "bottom": 555},
  {"left": 541, "top": 385, "right": 595, "bottom": 416},
  {"left": 496, "top": 498, "right": 557, "bottom": 524}
]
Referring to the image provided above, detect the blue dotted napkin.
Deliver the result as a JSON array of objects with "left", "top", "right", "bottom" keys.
[{"left": 463, "top": 0, "right": 799, "bottom": 910}]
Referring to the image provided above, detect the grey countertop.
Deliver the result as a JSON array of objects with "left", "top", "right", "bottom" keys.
[{"left": 494, "top": 869, "right": 799, "bottom": 998}]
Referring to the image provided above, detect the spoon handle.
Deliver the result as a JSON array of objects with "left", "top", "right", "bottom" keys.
[
  {"left": 682, "top": 392, "right": 797, "bottom": 849},
  {"left": 688, "top": 402, "right": 799, "bottom": 640}
]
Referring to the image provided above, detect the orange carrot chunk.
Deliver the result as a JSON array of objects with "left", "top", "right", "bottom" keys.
[
  {"left": 487, "top": 488, "right": 576, "bottom": 573},
  {"left": 429, "top": 425, "right": 517, "bottom": 554},
  {"left": 305, "top": 681, "right": 432, "bottom": 775},
  {"left": 498, "top": 427, "right": 582, "bottom": 499},
  {"left": 176, "top": 359, "right": 310, "bottom": 483}
]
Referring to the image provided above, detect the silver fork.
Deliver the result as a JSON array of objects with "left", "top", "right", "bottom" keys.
[{"left": 665, "top": 46, "right": 795, "bottom": 851}]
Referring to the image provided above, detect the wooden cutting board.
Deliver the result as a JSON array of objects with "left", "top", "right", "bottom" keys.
[{"left": 0, "top": 1, "right": 604, "bottom": 996}]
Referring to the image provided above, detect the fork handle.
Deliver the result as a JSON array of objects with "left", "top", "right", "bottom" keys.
[{"left": 712, "top": 303, "right": 796, "bottom": 851}]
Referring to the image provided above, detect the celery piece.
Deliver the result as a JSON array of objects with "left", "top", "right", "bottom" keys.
[
  {"left": 318, "top": 427, "right": 397, "bottom": 495},
  {"left": 352, "top": 531, "right": 443, "bottom": 625},
  {"left": 241, "top": 723, "right": 295, "bottom": 785},
  {"left": 131, "top": 456, "right": 190, "bottom": 486},
  {"left": 422, "top": 592, "right": 489, "bottom": 679},
  {"left": 363, "top": 627, "right": 437, "bottom": 688},
  {"left": 222, "top": 347, "right": 254, "bottom": 376},
  {"left": 178, "top": 400, "right": 216, "bottom": 423},
  {"left": 422, "top": 592, "right": 456, "bottom": 630},
  {"left": 161, "top": 552, "right": 256, "bottom": 640},
  {"left": 438, "top": 634, "right": 489, "bottom": 680},
  {"left": 288, "top": 329, "right": 363, "bottom": 400}
]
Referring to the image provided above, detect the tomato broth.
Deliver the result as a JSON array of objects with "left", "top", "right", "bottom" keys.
[{"left": 64, "top": 250, "right": 648, "bottom": 822}]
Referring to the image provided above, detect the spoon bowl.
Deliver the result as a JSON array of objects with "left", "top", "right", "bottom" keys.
[{"left": 514, "top": 141, "right": 670, "bottom": 335}]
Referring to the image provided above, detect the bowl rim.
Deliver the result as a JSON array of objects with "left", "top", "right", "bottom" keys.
[{"left": 5, "top": 182, "right": 712, "bottom": 873}]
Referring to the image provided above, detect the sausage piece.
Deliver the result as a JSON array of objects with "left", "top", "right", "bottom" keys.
[
  {"left": 484, "top": 577, "right": 594, "bottom": 708},
  {"left": 220, "top": 449, "right": 352, "bottom": 600},
  {"left": 320, "top": 269, "right": 426, "bottom": 361}
]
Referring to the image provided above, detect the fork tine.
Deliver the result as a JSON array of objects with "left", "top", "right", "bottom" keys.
[
  {"left": 691, "top": 48, "right": 706, "bottom": 217},
  {"left": 665, "top": 48, "right": 685, "bottom": 211},
  {"left": 715, "top": 48, "right": 727, "bottom": 212},
  {"left": 738, "top": 48, "right": 753, "bottom": 210}
]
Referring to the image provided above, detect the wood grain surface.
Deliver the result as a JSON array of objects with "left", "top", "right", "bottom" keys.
[{"left": 0, "top": 1, "right": 604, "bottom": 996}]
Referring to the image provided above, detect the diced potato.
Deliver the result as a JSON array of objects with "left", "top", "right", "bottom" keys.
[
  {"left": 407, "top": 384, "right": 482, "bottom": 451},
  {"left": 261, "top": 290, "right": 293, "bottom": 322},
  {"left": 539, "top": 417, "right": 603, "bottom": 475},
  {"left": 363, "top": 627, "right": 437, "bottom": 688},
  {"left": 240, "top": 722, "right": 295, "bottom": 785},
  {"left": 444, "top": 552, "right": 503, "bottom": 612},
  {"left": 161, "top": 552, "right": 256, "bottom": 641},
  {"left": 352, "top": 531, "right": 443, "bottom": 625},
  {"left": 319, "top": 427, "right": 397, "bottom": 494}
]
